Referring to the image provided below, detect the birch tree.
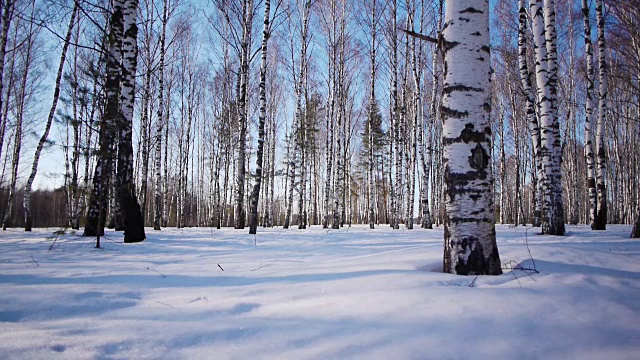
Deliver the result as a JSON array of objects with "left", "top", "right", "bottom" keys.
[
  {"left": 440, "top": 0, "right": 501, "bottom": 275},
  {"left": 425, "top": 0, "right": 442, "bottom": 229},
  {"left": 115, "top": 0, "right": 145, "bottom": 242},
  {"left": 582, "top": 0, "right": 597, "bottom": 229},
  {"left": 530, "top": 0, "right": 565, "bottom": 235},
  {"left": 3, "top": 0, "right": 38, "bottom": 230},
  {"left": 0, "top": 0, "right": 15, "bottom": 175},
  {"left": 296, "top": 0, "right": 311, "bottom": 230},
  {"left": 388, "top": 0, "right": 399, "bottom": 229},
  {"left": 416, "top": 0, "right": 434, "bottom": 230},
  {"left": 248, "top": 0, "right": 279, "bottom": 234},
  {"left": 594, "top": 0, "right": 607, "bottom": 230},
  {"left": 234, "top": 0, "right": 254, "bottom": 229},
  {"left": 333, "top": 0, "right": 348, "bottom": 228},
  {"left": 84, "top": 0, "right": 126, "bottom": 239},
  {"left": 320, "top": 0, "right": 338, "bottom": 229},
  {"left": 518, "top": 0, "right": 542, "bottom": 227},
  {"left": 23, "top": 1, "right": 78, "bottom": 231},
  {"left": 153, "top": 0, "right": 169, "bottom": 230},
  {"left": 366, "top": 0, "right": 379, "bottom": 229}
]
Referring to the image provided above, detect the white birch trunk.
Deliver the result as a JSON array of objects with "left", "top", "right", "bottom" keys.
[
  {"left": 581, "top": 0, "right": 597, "bottom": 229},
  {"left": 153, "top": 0, "right": 168, "bottom": 230},
  {"left": 530, "top": 0, "right": 565, "bottom": 235},
  {"left": 390, "top": 0, "right": 400, "bottom": 229},
  {"left": 518, "top": 0, "right": 540, "bottom": 227},
  {"left": 297, "top": 0, "right": 311, "bottom": 230},
  {"left": 594, "top": 0, "right": 607, "bottom": 230},
  {"left": 115, "top": 0, "right": 145, "bottom": 242},
  {"left": 441, "top": 0, "right": 501, "bottom": 275},
  {"left": 234, "top": 0, "right": 254, "bottom": 229},
  {"left": 249, "top": 0, "right": 272, "bottom": 234},
  {"left": 544, "top": 0, "right": 565, "bottom": 233},
  {"left": 367, "top": 0, "right": 377, "bottom": 230},
  {"left": 322, "top": 27, "right": 335, "bottom": 228},
  {"left": 84, "top": 0, "right": 125, "bottom": 238}
]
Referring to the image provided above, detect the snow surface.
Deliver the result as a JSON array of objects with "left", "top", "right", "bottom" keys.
[{"left": 0, "top": 224, "right": 638, "bottom": 359}]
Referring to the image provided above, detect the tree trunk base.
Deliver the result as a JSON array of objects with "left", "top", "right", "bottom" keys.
[
  {"left": 122, "top": 194, "right": 145, "bottom": 243},
  {"left": 25, "top": 215, "right": 32, "bottom": 232},
  {"left": 631, "top": 212, "right": 640, "bottom": 238}
]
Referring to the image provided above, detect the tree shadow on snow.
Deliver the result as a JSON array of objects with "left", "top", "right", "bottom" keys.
[{"left": 0, "top": 290, "right": 141, "bottom": 323}]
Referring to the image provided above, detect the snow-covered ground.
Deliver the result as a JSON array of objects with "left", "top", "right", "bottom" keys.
[{"left": 0, "top": 224, "right": 638, "bottom": 359}]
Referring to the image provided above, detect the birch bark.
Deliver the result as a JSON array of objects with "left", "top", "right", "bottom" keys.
[
  {"left": 390, "top": 0, "right": 400, "bottom": 229},
  {"left": 153, "top": 0, "right": 168, "bottom": 230},
  {"left": 84, "top": 0, "right": 125, "bottom": 238},
  {"left": 116, "top": 0, "right": 145, "bottom": 242},
  {"left": 581, "top": 0, "right": 597, "bottom": 229},
  {"left": 249, "top": 0, "right": 272, "bottom": 234},
  {"left": 234, "top": 0, "right": 254, "bottom": 229},
  {"left": 367, "top": 0, "right": 377, "bottom": 230},
  {"left": 594, "top": 0, "right": 607, "bottom": 230},
  {"left": 441, "top": 0, "right": 501, "bottom": 275},
  {"left": 530, "top": 0, "right": 565, "bottom": 235}
]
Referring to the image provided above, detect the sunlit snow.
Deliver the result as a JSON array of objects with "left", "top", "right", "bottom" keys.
[{"left": 1, "top": 225, "right": 638, "bottom": 359}]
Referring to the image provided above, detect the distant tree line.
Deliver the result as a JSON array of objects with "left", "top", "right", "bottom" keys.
[{"left": 1, "top": 0, "right": 639, "bottom": 248}]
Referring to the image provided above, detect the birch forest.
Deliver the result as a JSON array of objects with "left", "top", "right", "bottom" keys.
[{"left": 1, "top": 0, "right": 639, "bottom": 250}]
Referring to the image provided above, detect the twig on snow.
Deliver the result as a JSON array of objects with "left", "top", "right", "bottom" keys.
[
  {"left": 47, "top": 228, "right": 67, "bottom": 251},
  {"left": 251, "top": 260, "right": 274, "bottom": 271},
  {"left": 509, "top": 267, "right": 522, "bottom": 288},
  {"left": 502, "top": 260, "right": 536, "bottom": 287},
  {"left": 156, "top": 301, "right": 174, "bottom": 308},
  {"left": 523, "top": 227, "right": 538, "bottom": 272},
  {"left": 147, "top": 267, "right": 167, "bottom": 278},
  {"left": 189, "top": 296, "right": 209, "bottom": 303}
]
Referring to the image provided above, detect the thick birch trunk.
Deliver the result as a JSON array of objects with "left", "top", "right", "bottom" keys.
[
  {"left": 84, "top": 0, "right": 125, "bottom": 238},
  {"left": 441, "top": 0, "right": 501, "bottom": 275},
  {"left": 545, "top": 0, "right": 565, "bottom": 233},
  {"left": 531, "top": 0, "right": 565, "bottom": 235},
  {"left": 632, "top": 206, "right": 640, "bottom": 238},
  {"left": 116, "top": 0, "right": 145, "bottom": 242}
]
